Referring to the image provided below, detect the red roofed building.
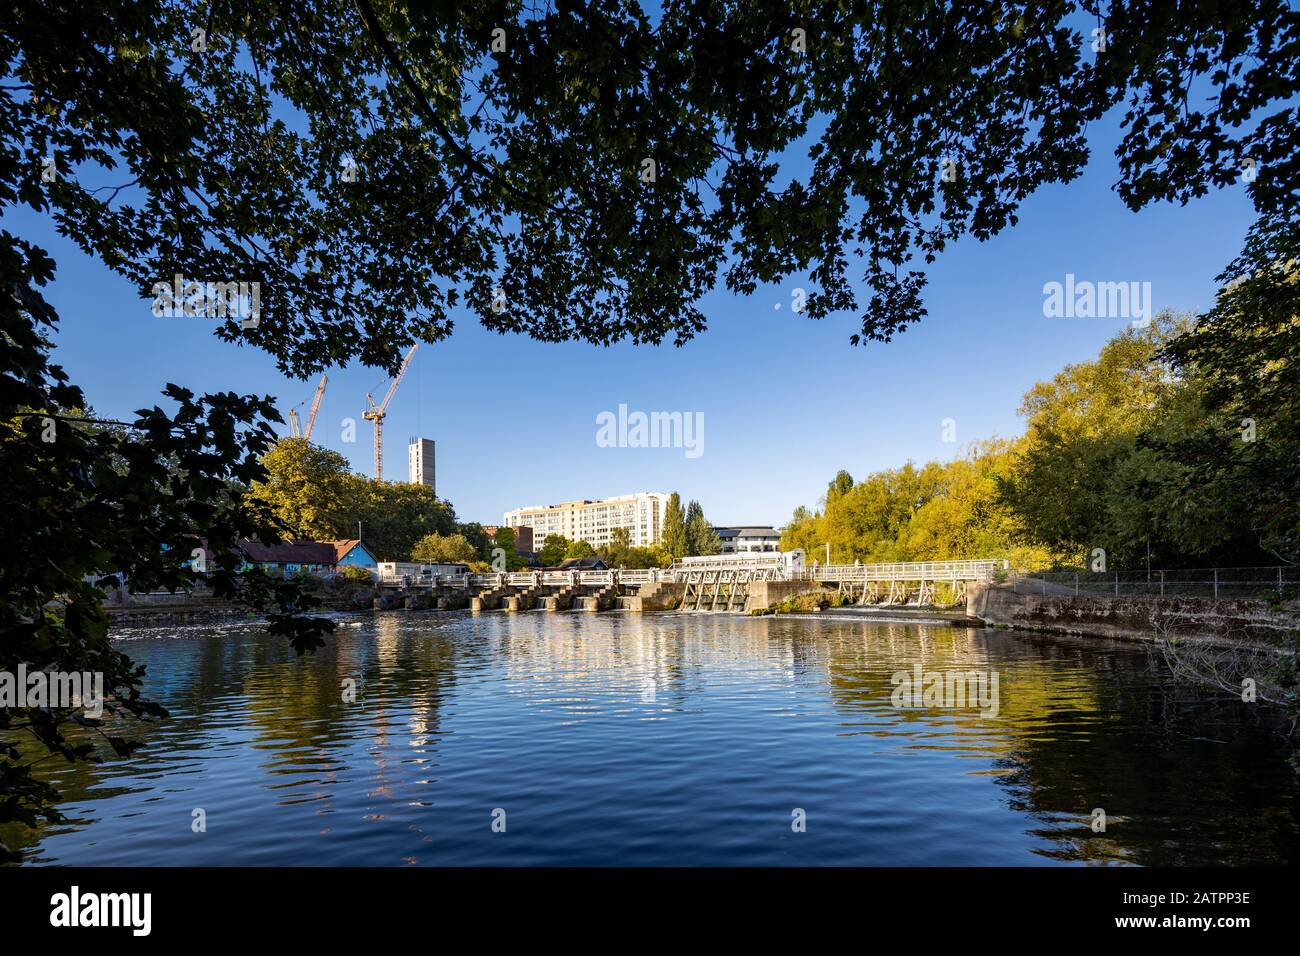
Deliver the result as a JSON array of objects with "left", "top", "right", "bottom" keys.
[{"left": 235, "top": 539, "right": 377, "bottom": 575}]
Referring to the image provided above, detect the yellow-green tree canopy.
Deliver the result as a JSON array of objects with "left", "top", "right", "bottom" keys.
[
  {"left": 411, "top": 532, "right": 477, "bottom": 564},
  {"left": 785, "top": 311, "right": 1291, "bottom": 569},
  {"left": 246, "top": 437, "right": 457, "bottom": 560},
  {"left": 246, "top": 438, "right": 355, "bottom": 541}
]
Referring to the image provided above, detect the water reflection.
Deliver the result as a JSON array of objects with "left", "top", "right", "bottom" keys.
[{"left": 5, "top": 612, "right": 1297, "bottom": 866}]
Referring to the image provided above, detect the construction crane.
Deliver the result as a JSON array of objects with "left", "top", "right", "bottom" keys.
[
  {"left": 303, "top": 374, "right": 327, "bottom": 440},
  {"left": 286, "top": 374, "right": 328, "bottom": 441},
  {"left": 362, "top": 345, "right": 417, "bottom": 480}
]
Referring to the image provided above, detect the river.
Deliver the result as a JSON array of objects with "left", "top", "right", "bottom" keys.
[{"left": 8, "top": 610, "right": 1299, "bottom": 865}]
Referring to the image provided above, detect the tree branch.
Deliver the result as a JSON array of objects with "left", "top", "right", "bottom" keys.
[{"left": 350, "top": 0, "right": 571, "bottom": 217}]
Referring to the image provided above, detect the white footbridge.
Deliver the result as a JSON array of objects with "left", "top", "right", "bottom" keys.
[{"left": 377, "top": 551, "right": 1005, "bottom": 610}]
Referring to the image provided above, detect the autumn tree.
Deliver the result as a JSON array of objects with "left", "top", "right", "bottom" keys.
[
  {"left": 245, "top": 438, "right": 355, "bottom": 540},
  {"left": 411, "top": 532, "right": 478, "bottom": 564},
  {"left": 246, "top": 439, "right": 457, "bottom": 559}
]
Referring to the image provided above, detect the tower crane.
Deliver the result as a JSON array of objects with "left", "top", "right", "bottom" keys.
[
  {"left": 303, "top": 374, "right": 327, "bottom": 440},
  {"left": 362, "top": 345, "right": 417, "bottom": 480},
  {"left": 286, "top": 374, "right": 328, "bottom": 441}
]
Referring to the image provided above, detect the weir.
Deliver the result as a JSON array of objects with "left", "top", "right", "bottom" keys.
[{"left": 372, "top": 556, "right": 1005, "bottom": 613}]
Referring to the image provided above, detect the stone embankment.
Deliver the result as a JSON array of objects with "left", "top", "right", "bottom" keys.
[{"left": 967, "top": 582, "right": 1298, "bottom": 647}]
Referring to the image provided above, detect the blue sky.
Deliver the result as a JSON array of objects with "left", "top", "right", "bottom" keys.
[{"left": 19, "top": 112, "right": 1254, "bottom": 528}]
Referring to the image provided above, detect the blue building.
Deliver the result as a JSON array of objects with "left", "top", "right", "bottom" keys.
[{"left": 332, "top": 540, "right": 377, "bottom": 569}]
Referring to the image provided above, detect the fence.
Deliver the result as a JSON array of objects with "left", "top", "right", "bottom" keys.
[
  {"left": 376, "top": 568, "right": 665, "bottom": 588},
  {"left": 805, "top": 559, "right": 1005, "bottom": 583},
  {"left": 1012, "top": 566, "right": 1299, "bottom": 600}
]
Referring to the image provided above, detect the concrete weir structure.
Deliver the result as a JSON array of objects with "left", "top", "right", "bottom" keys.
[
  {"left": 373, "top": 556, "right": 1006, "bottom": 614},
  {"left": 376, "top": 568, "right": 680, "bottom": 614}
]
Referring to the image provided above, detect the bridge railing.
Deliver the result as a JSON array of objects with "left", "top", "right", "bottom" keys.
[
  {"left": 674, "top": 555, "right": 786, "bottom": 570},
  {"left": 807, "top": 559, "right": 1004, "bottom": 582},
  {"left": 378, "top": 558, "right": 1008, "bottom": 589},
  {"left": 378, "top": 569, "right": 662, "bottom": 588}
]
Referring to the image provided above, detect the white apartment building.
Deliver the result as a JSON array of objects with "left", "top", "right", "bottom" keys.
[
  {"left": 504, "top": 492, "right": 669, "bottom": 550},
  {"left": 407, "top": 438, "right": 435, "bottom": 492}
]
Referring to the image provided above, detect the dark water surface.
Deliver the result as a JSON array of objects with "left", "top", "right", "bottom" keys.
[{"left": 9, "top": 611, "right": 1300, "bottom": 865}]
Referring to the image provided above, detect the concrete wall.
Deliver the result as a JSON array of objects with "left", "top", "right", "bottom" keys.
[
  {"left": 623, "top": 582, "right": 686, "bottom": 612},
  {"left": 968, "top": 582, "right": 1297, "bottom": 645},
  {"left": 743, "top": 580, "right": 832, "bottom": 613}
]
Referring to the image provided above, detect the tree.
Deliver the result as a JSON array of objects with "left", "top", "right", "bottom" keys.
[
  {"left": 998, "top": 314, "right": 1266, "bottom": 566},
  {"left": 684, "top": 500, "right": 721, "bottom": 556},
  {"left": 349, "top": 481, "right": 456, "bottom": 560},
  {"left": 599, "top": 527, "right": 633, "bottom": 566},
  {"left": 1000, "top": 323, "right": 1177, "bottom": 562},
  {"left": 245, "top": 438, "right": 355, "bottom": 540},
  {"left": 538, "top": 534, "right": 570, "bottom": 567},
  {"left": 565, "top": 539, "right": 597, "bottom": 560},
  {"left": 1162, "top": 262, "right": 1300, "bottom": 561},
  {"left": 489, "top": 525, "right": 528, "bottom": 570},
  {"left": 493, "top": 526, "right": 517, "bottom": 553},
  {"left": 456, "top": 522, "right": 492, "bottom": 561},
  {"left": 781, "top": 506, "right": 822, "bottom": 556},
  {"left": 827, "top": 470, "right": 855, "bottom": 501},
  {"left": 615, "top": 545, "right": 671, "bottom": 570},
  {"left": 5, "top": 1, "right": 1296, "bottom": 366},
  {"left": 246, "top": 441, "right": 457, "bottom": 559},
  {"left": 661, "top": 493, "right": 687, "bottom": 559},
  {"left": 784, "top": 447, "right": 1048, "bottom": 568},
  {"left": 410, "top": 532, "right": 477, "bottom": 564},
  {"left": 783, "top": 314, "right": 1279, "bottom": 571},
  {"left": 0, "top": 287, "right": 331, "bottom": 861}
]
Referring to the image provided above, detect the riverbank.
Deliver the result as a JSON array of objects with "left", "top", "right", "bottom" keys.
[{"left": 105, "top": 588, "right": 372, "bottom": 627}]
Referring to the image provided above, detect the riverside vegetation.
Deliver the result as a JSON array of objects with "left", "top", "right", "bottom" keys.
[{"left": 782, "top": 311, "right": 1298, "bottom": 574}]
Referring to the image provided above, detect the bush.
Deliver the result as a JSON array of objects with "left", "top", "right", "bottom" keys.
[
  {"left": 293, "top": 567, "right": 322, "bottom": 591},
  {"left": 335, "top": 565, "right": 374, "bottom": 586}
]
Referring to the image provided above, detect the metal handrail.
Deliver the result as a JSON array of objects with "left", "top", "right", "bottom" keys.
[{"left": 376, "top": 558, "right": 1009, "bottom": 588}]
